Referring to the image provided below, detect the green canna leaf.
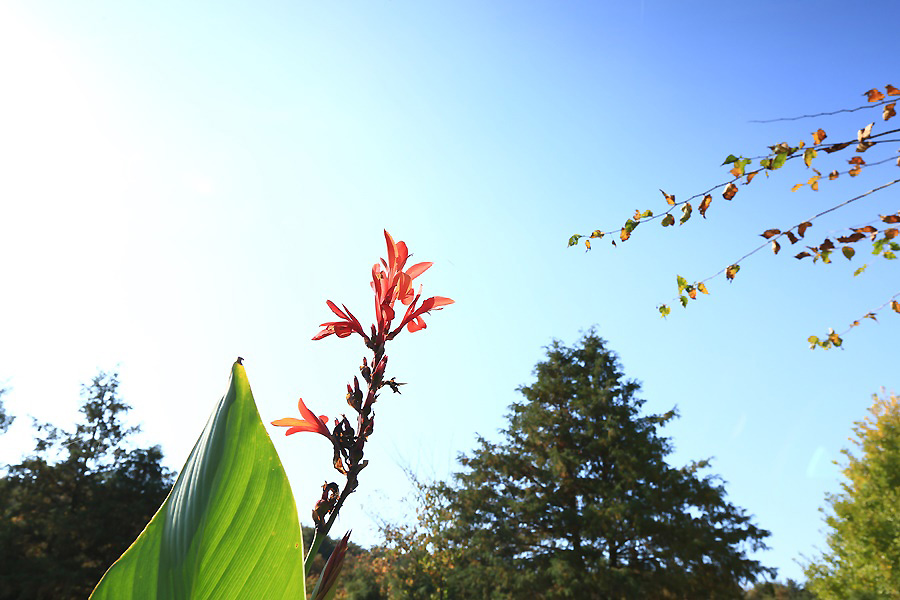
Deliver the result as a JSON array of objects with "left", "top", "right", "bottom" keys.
[{"left": 90, "top": 360, "right": 306, "bottom": 600}]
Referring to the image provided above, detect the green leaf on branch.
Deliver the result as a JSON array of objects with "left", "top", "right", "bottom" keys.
[
  {"left": 679, "top": 295, "right": 689, "bottom": 308},
  {"left": 568, "top": 234, "right": 582, "bottom": 247},
  {"left": 842, "top": 246, "right": 856, "bottom": 260},
  {"left": 90, "top": 361, "right": 307, "bottom": 600},
  {"left": 771, "top": 152, "right": 788, "bottom": 170},
  {"left": 676, "top": 275, "right": 689, "bottom": 292},
  {"left": 661, "top": 214, "right": 675, "bottom": 227},
  {"left": 853, "top": 264, "right": 868, "bottom": 276},
  {"left": 659, "top": 304, "right": 671, "bottom": 318},
  {"left": 679, "top": 202, "right": 692, "bottom": 225},
  {"left": 722, "top": 154, "right": 739, "bottom": 165}
]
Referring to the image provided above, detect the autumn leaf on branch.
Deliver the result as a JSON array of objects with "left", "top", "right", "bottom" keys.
[{"left": 571, "top": 84, "right": 900, "bottom": 348}]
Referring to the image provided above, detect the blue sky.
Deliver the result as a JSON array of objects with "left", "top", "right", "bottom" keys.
[{"left": 1, "top": 1, "right": 898, "bottom": 583}]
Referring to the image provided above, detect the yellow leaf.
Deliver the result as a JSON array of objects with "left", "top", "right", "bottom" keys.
[
  {"left": 698, "top": 282, "right": 709, "bottom": 294},
  {"left": 725, "top": 264, "right": 740, "bottom": 281},
  {"left": 858, "top": 122, "right": 874, "bottom": 141},
  {"left": 892, "top": 300, "right": 900, "bottom": 314},
  {"left": 585, "top": 239, "right": 591, "bottom": 250},
  {"left": 660, "top": 189, "right": 675, "bottom": 205},
  {"left": 620, "top": 227, "right": 630, "bottom": 242},
  {"left": 849, "top": 165, "right": 862, "bottom": 176},
  {"left": 791, "top": 182, "right": 805, "bottom": 192}
]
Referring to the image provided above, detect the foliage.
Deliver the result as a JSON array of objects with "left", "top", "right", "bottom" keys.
[
  {"left": 571, "top": 85, "right": 900, "bottom": 348},
  {"left": 0, "top": 371, "right": 174, "bottom": 600},
  {"left": 90, "top": 360, "right": 307, "bottom": 600},
  {"left": 744, "top": 579, "right": 815, "bottom": 599},
  {"left": 385, "top": 331, "right": 773, "bottom": 599},
  {"left": 0, "top": 385, "right": 12, "bottom": 434},
  {"left": 804, "top": 391, "right": 900, "bottom": 598}
]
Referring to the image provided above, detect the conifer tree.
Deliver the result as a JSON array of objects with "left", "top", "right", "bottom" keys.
[{"left": 436, "top": 331, "right": 772, "bottom": 599}]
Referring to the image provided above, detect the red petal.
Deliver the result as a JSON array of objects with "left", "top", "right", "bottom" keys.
[
  {"left": 384, "top": 230, "right": 396, "bottom": 271},
  {"left": 272, "top": 417, "right": 306, "bottom": 427},
  {"left": 326, "top": 300, "right": 348, "bottom": 319},
  {"left": 407, "top": 316, "right": 427, "bottom": 332},
  {"left": 405, "top": 262, "right": 432, "bottom": 279},
  {"left": 395, "top": 241, "right": 409, "bottom": 270}
]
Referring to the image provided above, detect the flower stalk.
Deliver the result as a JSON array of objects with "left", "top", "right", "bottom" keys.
[{"left": 272, "top": 230, "right": 452, "bottom": 578}]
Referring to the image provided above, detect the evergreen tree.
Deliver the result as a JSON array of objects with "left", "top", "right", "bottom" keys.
[
  {"left": 0, "top": 371, "right": 174, "bottom": 600},
  {"left": 435, "top": 331, "right": 772, "bottom": 599},
  {"left": 804, "top": 391, "right": 900, "bottom": 598}
]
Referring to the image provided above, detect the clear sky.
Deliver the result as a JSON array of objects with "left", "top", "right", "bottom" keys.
[{"left": 1, "top": 0, "right": 898, "bottom": 583}]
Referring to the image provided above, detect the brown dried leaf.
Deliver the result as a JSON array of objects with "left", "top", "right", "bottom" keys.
[
  {"left": 786, "top": 231, "right": 799, "bottom": 244},
  {"left": 880, "top": 214, "right": 900, "bottom": 223},
  {"left": 798, "top": 222, "right": 812, "bottom": 237},
  {"left": 849, "top": 165, "right": 862, "bottom": 176},
  {"left": 699, "top": 194, "right": 712, "bottom": 218},
  {"left": 865, "top": 88, "right": 885, "bottom": 102},
  {"left": 745, "top": 171, "right": 758, "bottom": 184},
  {"left": 824, "top": 142, "right": 851, "bottom": 153},
  {"left": 795, "top": 252, "right": 811, "bottom": 259},
  {"left": 820, "top": 238, "right": 835, "bottom": 252},
  {"left": 812, "top": 128, "right": 827, "bottom": 145},
  {"left": 761, "top": 229, "right": 781, "bottom": 239},
  {"left": 885, "top": 102, "right": 896, "bottom": 121},
  {"left": 848, "top": 156, "right": 866, "bottom": 165},
  {"left": 837, "top": 232, "right": 866, "bottom": 244},
  {"left": 887, "top": 85, "right": 900, "bottom": 96},
  {"left": 772, "top": 240, "right": 781, "bottom": 255},
  {"left": 723, "top": 182, "right": 738, "bottom": 200},
  {"left": 688, "top": 287, "right": 697, "bottom": 300},
  {"left": 892, "top": 300, "right": 900, "bottom": 314},
  {"left": 853, "top": 225, "right": 878, "bottom": 234},
  {"left": 885, "top": 228, "right": 899, "bottom": 240},
  {"left": 829, "top": 170, "right": 839, "bottom": 180},
  {"left": 660, "top": 189, "right": 675, "bottom": 205}
]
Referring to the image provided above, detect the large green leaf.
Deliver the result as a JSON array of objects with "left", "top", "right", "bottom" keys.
[{"left": 91, "top": 360, "right": 306, "bottom": 599}]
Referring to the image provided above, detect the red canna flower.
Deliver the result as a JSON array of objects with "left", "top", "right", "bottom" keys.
[
  {"left": 391, "top": 293, "right": 454, "bottom": 338},
  {"left": 272, "top": 397, "right": 332, "bottom": 438},
  {"left": 312, "top": 301, "right": 368, "bottom": 342}
]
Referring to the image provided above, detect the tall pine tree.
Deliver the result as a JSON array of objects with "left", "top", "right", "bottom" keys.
[{"left": 436, "top": 331, "right": 772, "bottom": 599}]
